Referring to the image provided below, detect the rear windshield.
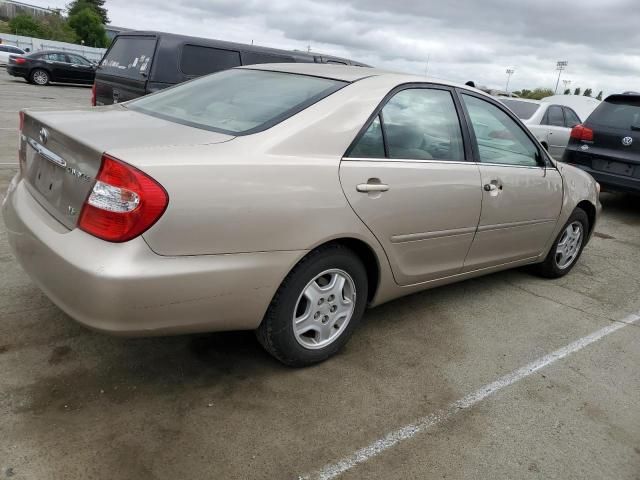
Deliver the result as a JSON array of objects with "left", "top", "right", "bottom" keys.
[
  {"left": 500, "top": 99, "right": 541, "bottom": 120},
  {"left": 127, "top": 69, "right": 347, "bottom": 135},
  {"left": 99, "top": 36, "right": 156, "bottom": 79},
  {"left": 588, "top": 97, "right": 640, "bottom": 130}
]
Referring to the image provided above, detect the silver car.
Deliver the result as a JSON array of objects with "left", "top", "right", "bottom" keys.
[
  {"left": 2, "top": 64, "right": 601, "bottom": 366},
  {"left": 500, "top": 98, "right": 582, "bottom": 159}
]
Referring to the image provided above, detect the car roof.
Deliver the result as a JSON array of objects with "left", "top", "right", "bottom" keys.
[
  {"left": 500, "top": 97, "right": 542, "bottom": 105},
  {"left": 239, "top": 63, "right": 489, "bottom": 93}
]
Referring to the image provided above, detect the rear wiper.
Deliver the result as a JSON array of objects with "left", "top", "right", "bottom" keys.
[{"left": 631, "top": 124, "right": 640, "bottom": 131}]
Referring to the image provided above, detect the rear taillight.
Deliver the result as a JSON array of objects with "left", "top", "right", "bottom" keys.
[
  {"left": 570, "top": 124, "right": 594, "bottom": 141},
  {"left": 91, "top": 82, "right": 96, "bottom": 106},
  {"left": 14, "top": 57, "right": 26, "bottom": 65},
  {"left": 78, "top": 154, "right": 168, "bottom": 242}
]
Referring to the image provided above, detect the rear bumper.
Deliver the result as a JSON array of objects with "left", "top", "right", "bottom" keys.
[
  {"left": 564, "top": 149, "right": 640, "bottom": 194},
  {"left": 6, "top": 65, "right": 27, "bottom": 78},
  {"left": 566, "top": 162, "right": 640, "bottom": 194},
  {"left": 2, "top": 175, "right": 303, "bottom": 335}
]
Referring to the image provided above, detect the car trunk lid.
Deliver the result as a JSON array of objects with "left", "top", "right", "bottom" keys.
[{"left": 19, "top": 106, "right": 233, "bottom": 229}]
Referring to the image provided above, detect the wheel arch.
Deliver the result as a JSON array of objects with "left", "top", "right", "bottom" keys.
[
  {"left": 576, "top": 200, "right": 596, "bottom": 238},
  {"left": 298, "top": 237, "right": 381, "bottom": 304}
]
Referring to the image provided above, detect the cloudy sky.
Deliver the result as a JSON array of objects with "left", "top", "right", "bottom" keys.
[{"left": 32, "top": 0, "right": 640, "bottom": 96}]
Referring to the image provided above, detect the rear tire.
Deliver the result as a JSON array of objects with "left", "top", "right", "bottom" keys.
[
  {"left": 30, "top": 69, "right": 50, "bottom": 86},
  {"left": 256, "top": 244, "right": 368, "bottom": 367},
  {"left": 534, "top": 208, "right": 589, "bottom": 278}
]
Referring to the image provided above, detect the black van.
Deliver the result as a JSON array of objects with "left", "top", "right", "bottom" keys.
[{"left": 93, "top": 30, "right": 368, "bottom": 106}]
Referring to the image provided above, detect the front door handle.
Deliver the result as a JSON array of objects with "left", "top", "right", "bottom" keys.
[{"left": 357, "top": 183, "right": 389, "bottom": 193}]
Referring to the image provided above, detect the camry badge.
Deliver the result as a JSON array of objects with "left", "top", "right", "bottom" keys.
[
  {"left": 39, "top": 127, "right": 48, "bottom": 145},
  {"left": 622, "top": 136, "right": 633, "bottom": 146}
]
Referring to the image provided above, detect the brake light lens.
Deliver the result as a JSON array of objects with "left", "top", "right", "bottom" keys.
[
  {"left": 14, "top": 57, "right": 26, "bottom": 65},
  {"left": 78, "top": 154, "right": 168, "bottom": 242},
  {"left": 91, "top": 82, "right": 96, "bottom": 106},
  {"left": 570, "top": 124, "right": 594, "bottom": 141}
]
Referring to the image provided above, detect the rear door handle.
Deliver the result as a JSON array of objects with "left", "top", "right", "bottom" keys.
[{"left": 356, "top": 183, "right": 389, "bottom": 193}]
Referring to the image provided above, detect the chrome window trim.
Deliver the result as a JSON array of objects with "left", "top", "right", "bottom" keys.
[{"left": 342, "top": 156, "right": 549, "bottom": 170}]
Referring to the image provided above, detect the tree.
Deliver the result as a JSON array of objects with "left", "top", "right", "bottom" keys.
[
  {"left": 563, "top": 88, "right": 571, "bottom": 95},
  {"left": 40, "top": 13, "right": 77, "bottom": 43},
  {"left": 67, "top": 0, "right": 109, "bottom": 25},
  {"left": 583, "top": 88, "right": 593, "bottom": 97},
  {"left": 574, "top": 87, "right": 581, "bottom": 95},
  {"left": 8, "top": 14, "right": 45, "bottom": 37},
  {"left": 67, "top": 7, "right": 108, "bottom": 47},
  {"left": 527, "top": 87, "right": 554, "bottom": 100},
  {"left": 596, "top": 91, "right": 603, "bottom": 100}
]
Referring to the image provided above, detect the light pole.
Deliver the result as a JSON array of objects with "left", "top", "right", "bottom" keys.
[
  {"left": 562, "top": 79, "right": 571, "bottom": 94},
  {"left": 554, "top": 60, "right": 568, "bottom": 94},
  {"left": 505, "top": 68, "right": 515, "bottom": 94}
]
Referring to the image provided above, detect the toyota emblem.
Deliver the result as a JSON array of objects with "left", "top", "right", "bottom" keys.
[
  {"left": 39, "top": 127, "right": 48, "bottom": 145},
  {"left": 622, "top": 136, "right": 633, "bottom": 146}
]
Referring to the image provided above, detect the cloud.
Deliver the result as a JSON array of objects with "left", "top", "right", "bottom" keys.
[{"left": 32, "top": 0, "right": 640, "bottom": 96}]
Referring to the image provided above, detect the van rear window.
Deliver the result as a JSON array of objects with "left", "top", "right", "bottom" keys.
[
  {"left": 180, "top": 45, "right": 241, "bottom": 76},
  {"left": 100, "top": 36, "right": 156, "bottom": 79}
]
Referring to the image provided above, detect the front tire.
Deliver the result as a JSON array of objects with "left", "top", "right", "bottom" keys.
[
  {"left": 30, "top": 69, "right": 50, "bottom": 85},
  {"left": 256, "top": 244, "right": 368, "bottom": 367},
  {"left": 534, "top": 208, "right": 589, "bottom": 278}
]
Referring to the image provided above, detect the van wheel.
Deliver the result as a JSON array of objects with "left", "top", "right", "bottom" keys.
[
  {"left": 256, "top": 244, "right": 368, "bottom": 367},
  {"left": 30, "top": 69, "right": 50, "bottom": 85},
  {"left": 534, "top": 208, "right": 589, "bottom": 278}
]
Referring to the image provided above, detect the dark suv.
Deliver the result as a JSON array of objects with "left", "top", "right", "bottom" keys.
[
  {"left": 563, "top": 93, "right": 640, "bottom": 193},
  {"left": 94, "top": 31, "right": 368, "bottom": 106}
]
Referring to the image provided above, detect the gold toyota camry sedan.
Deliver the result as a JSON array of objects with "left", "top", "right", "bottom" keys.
[{"left": 2, "top": 64, "right": 601, "bottom": 366}]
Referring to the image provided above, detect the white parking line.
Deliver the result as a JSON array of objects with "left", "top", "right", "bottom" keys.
[{"left": 300, "top": 311, "right": 640, "bottom": 480}]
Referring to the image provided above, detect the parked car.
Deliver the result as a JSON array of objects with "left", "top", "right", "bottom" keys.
[
  {"left": 93, "top": 30, "right": 369, "bottom": 106},
  {"left": 563, "top": 93, "right": 640, "bottom": 194},
  {"left": 6, "top": 50, "right": 96, "bottom": 85},
  {"left": 500, "top": 98, "right": 582, "bottom": 159},
  {"left": 3, "top": 64, "right": 600, "bottom": 366},
  {"left": 0, "top": 44, "right": 25, "bottom": 65}
]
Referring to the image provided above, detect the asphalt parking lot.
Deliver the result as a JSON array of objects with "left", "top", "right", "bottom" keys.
[{"left": 0, "top": 68, "right": 639, "bottom": 479}]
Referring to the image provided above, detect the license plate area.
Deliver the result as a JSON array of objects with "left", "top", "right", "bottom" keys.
[
  {"left": 25, "top": 141, "right": 66, "bottom": 206},
  {"left": 592, "top": 158, "right": 635, "bottom": 177}
]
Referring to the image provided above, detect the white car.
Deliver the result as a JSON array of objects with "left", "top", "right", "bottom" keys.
[
  {"left": 500, "top": 98, "right": 582, "bottom": 159},
  {"left": 0, "top": 44, "right": 26, "bottom": 65}
]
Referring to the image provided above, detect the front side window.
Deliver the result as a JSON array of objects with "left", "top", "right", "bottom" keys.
[
  {"left": 128, "top": 69, "right": 347, "bottom": 135},
  {"left": 462, "top": 94, "right": 539, "bottom": 167},
  {"left": 68, "top": 54, "right": 91, "bottom": 65},
  {"left": 545, "top": 105, "right": 565, "bottom": 127},
  {"left": 563, "top": 108, "right": 581, "bottom": 128}
]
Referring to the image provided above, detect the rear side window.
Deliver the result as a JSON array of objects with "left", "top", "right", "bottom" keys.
[
  {"left": 349, "top": 115, "right": 385, "bottom": 158},
  {"left": 128, "top": 69, "right": 346, "bottom": 135},
  {"left": 588, "top": 98, "right": 640, "bottom": 130},
  {"left": 180, "top": 45, "right": 241, "bottom": 76},
  {"left": 100, "top": 36, "right": 156, "bottom": 79},
  {"left": 241, "top": 51, "right": 294, "bottom": 65},
  {"left": 45, "top": 53, "right": 68, "bottom": 62},
  {"left": 545, "top": 105, "right": 565, "bottom": 127}
]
